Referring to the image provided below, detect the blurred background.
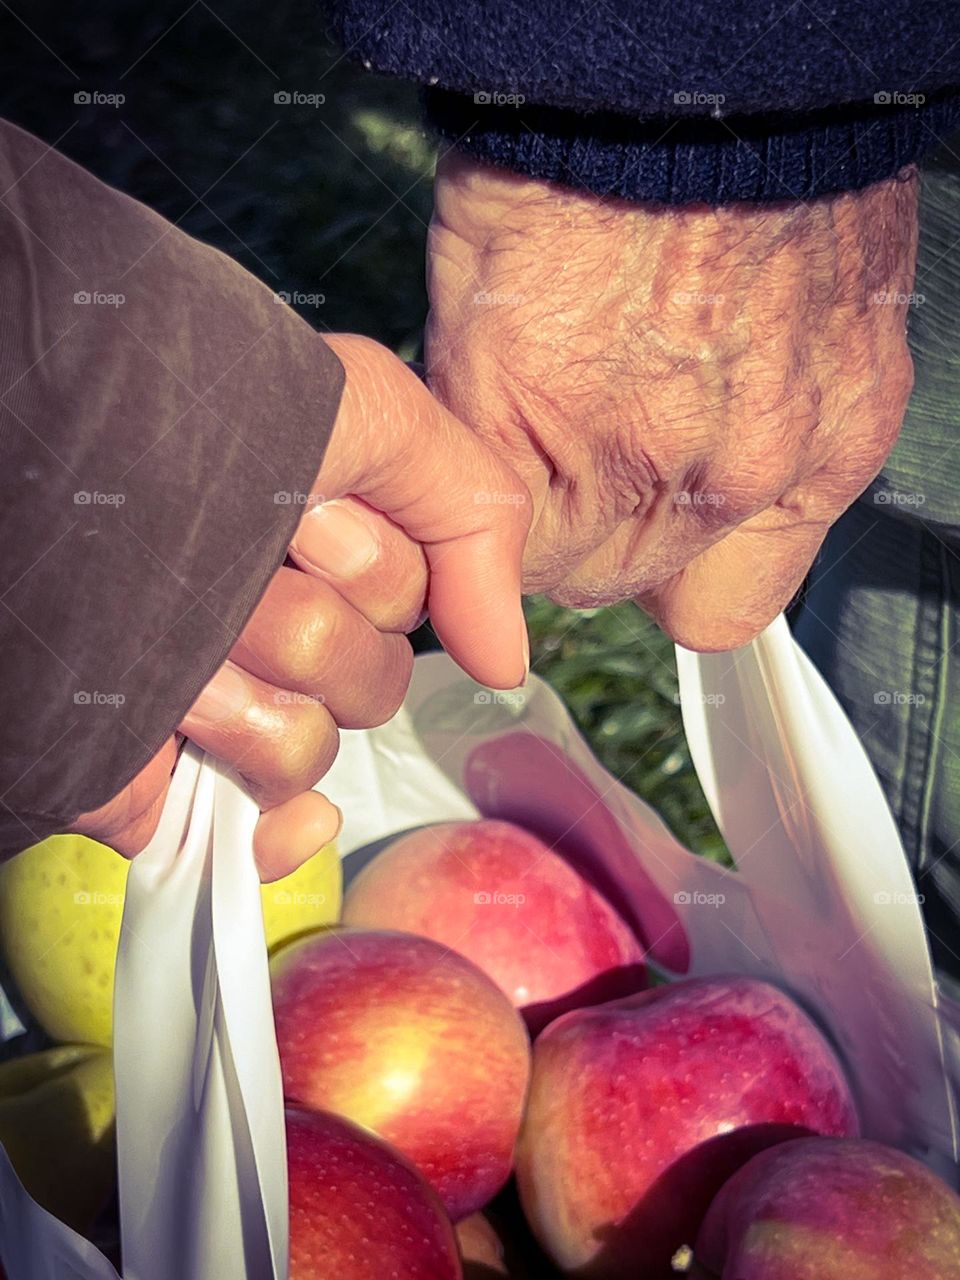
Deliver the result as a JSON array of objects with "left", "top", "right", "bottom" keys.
[{"left": 0, "top": 0, "right": 724, "bottom": 859}]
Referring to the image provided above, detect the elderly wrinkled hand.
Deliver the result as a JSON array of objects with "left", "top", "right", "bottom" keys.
[{"left": 426, "top": 152, "right": 918, "bottom": 651}]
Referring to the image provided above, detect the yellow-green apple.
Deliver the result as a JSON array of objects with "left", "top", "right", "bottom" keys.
[
  {"left": 0, "top": 1044, "right": 115, "bottom": 1232},
  {"left": 272, "top": 928, "right": 531, "bottom": 1220},
  {"left": 343, "top": 820, "right": 647, "bottom": 1033},
  {"left": 696, "top": 1136, "right": 960, "bottom": 1279},
  {"left": 287, "top": 1107, "right": 462, "bottom": 1279},
  {"left": 516, "top": 976, "right": 858, "bottom": 1279},
  {"left": 0, "top": 834, "right": 340, "bottom": 1046}
]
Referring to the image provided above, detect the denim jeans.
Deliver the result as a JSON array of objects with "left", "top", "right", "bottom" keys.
[{"left": 795, "top": 138, "right": 960, "bottom": 982}]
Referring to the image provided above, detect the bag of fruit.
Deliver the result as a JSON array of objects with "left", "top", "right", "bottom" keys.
[{"left": 0, "top": 614, "right": 957, "bottom": 1279}]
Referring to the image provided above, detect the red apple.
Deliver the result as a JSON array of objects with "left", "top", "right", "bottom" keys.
[
  {"left": 272, "top": 927, "right": 531, "bottom": 1221},
  {"left": 287, "top": 1107, "right": 462, "bottom": 1279},
  {"left": 515, "top": 976, "right": 858, "bottom": 1279},
  {"left": 343, "top": 820, "right": 647, "bottom": 1032},
  {"left": 696, "top": 1136, "right": 960, "bottom": 1279}
]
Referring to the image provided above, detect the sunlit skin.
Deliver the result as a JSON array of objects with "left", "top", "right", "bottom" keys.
[
  {"left": 696, "top": 1137, "right": 960, "bottom": 1280},
  {"left": 516, "top": 977, "right": 858, "bottom": 1280},
  {"left": 69, "top": 333, "right": 530, "bottom": 867},
  {"left": 287, "top": 1108, "right": 462, "bottom": 1280},
  {"left": 271, "top": 928, "right": 531, "bottom": 1220},
  {"left": 342, "top": 819, "right": 647, "bottom": 1032}
]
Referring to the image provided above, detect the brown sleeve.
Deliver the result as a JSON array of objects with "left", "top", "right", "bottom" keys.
[{"left": 0, "top": 119, "right": 345, "bottom": 857}]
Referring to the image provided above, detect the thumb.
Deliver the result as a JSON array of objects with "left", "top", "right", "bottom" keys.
[{"left": 292, "top": 333, "right": 531, "bottom": 689}]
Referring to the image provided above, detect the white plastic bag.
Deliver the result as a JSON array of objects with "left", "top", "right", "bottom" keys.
[
  {"left": 0, "top": 744, "right": 287, "bottom": 1280},
  {"left": 323, "top": 618, "right": 957, "bottom": 1173},
  {"left": 0, "top": 615, "right": 955, "bottom": 1277}
]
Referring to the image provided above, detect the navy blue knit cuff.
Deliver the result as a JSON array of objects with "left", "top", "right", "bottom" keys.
[{"left": 424, "top": 87, "right": 960, "bottom": 204}]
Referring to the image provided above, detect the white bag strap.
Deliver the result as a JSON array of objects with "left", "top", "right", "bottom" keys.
[
  {"left": 677, "top": 615, "right": 958, "bottom": 1172},
  {"left": 113, "top": 744, "right": 287, "bottom": 1280}
]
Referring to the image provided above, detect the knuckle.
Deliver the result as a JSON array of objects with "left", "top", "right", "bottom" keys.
[
  {"left": 273, "top": 602, "right": 339, "bottom": 692},
  {"left": 265, "top": 701, "right": 338, "bottom": 793}
]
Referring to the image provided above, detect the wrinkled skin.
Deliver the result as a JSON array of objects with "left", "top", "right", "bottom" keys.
[{"left": 427, "top": 154, "right": 918, "bottom": 651}]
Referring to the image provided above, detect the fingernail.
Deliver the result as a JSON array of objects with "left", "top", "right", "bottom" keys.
[
  {"left": 292, "top": 500, "right": 379, "bottom": 578},
  {"left": 521, "top": 619, "right": 530, "bottom": 682},
  {"left": 187, "top": 662, "right": 251, "bottom": 725}
]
